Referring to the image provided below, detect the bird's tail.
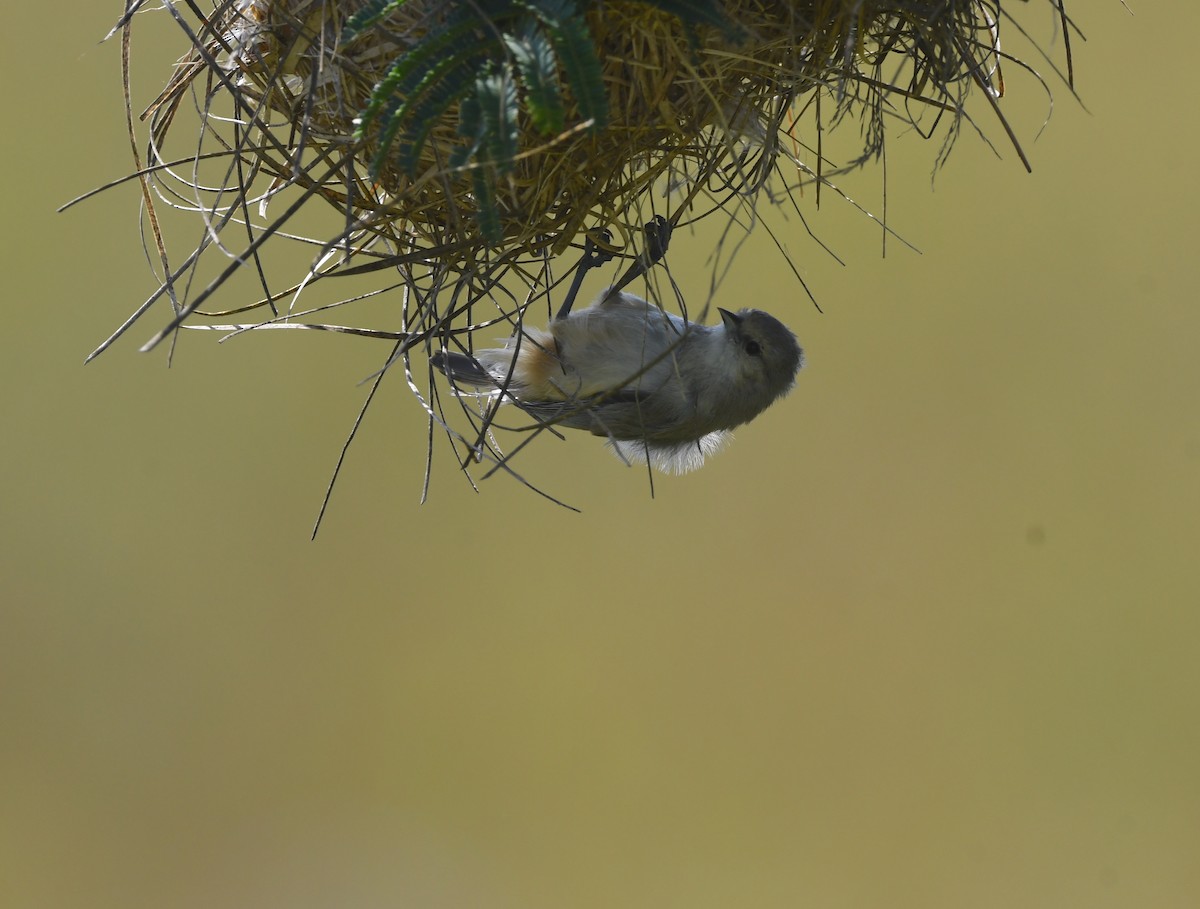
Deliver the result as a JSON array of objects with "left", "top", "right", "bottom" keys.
[{"left": 430, "top": 351, "right": 498, "bottom": 389}]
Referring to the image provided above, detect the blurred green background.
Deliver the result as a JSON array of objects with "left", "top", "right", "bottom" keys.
[{"left": 4, "top": 4, "right": 1199, "bottom": 908}]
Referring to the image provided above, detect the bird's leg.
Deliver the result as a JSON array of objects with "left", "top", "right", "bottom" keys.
[
  {"left": 608, "top": 215, "right": 674, "bottom": 296},
  {"left": 554, "top": 229, "right": 615, "bottom": 321}
]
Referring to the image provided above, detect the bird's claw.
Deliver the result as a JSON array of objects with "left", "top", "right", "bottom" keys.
[
  {"left": 641, "top": 215, "right": 672, "bottom": 266},
  {"left": 580, "top": 228, "right": 616, "bottom": 269},
  {"left": 608, "top": 215, "right": 674, "bottom": 296}
]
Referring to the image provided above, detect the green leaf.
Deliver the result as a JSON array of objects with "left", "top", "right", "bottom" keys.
[
  {"left": 355, "top": 20, "right": 483, "bottom": 139},
  {"left": 503, "top": 26, "right": 565, "bottom": 135},
  {"left": 551, "top": 14, "right": 607, "bottom": 130},
  {"left": 472, "top": 166, "right": 503, "bottom": 243},
  {"left": 340, "top": 0, "right": 409, "bottom": 46},
  {"left": 474, "top": 65, "right": 520, "bottom": 171},
  {"left": 521, "top": 1, "right": 607, "bottom": 132},
  {"left": 391, "top": 65, "right": 479, "bottom": 176},
  {"left": 450, "top": 95, "right": 486, "bottom": 169}
]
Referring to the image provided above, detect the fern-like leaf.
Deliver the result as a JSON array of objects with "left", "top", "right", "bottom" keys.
[
  {"left": 474, "top": 65, "right": 520, "bottom": 172},
  {"left": 340, "top": 0, "right": 409, "bottom": 46},
  {"left": 472, "top": 166, "right": 503, "bottom": 243},
  {"left": 391, "top": 65, "right": 479, "bottom": 175},
  {"left": 522, "top": 0, "right": 608, "bottom": 132},
  {"left": 355, "top": 20, "right": 480, "bottom": 140},
  {"left": 450, "top": 94, "right": 486, "bottom": 169},
  {"left": 503, "top": 26, "right": 565, "bottom": 135}
]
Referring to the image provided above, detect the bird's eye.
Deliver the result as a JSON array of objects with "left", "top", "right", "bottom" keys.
[{"left": 744, "top": 339, "right": 762, "bottom": 357}]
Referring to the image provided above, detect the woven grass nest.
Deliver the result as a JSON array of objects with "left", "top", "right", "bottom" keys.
[{"left": 87, "top": 0, "right": 1075, "bottom": 505}]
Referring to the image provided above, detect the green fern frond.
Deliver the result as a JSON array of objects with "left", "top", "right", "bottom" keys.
[
  {"left": 449, "top": 95, "right": 486, "bottom": 169},
  {"left": 340, "top": 0, "right": 409, "bottom": 45},
  {"left": 368, "top": 46, "right": 483, "bottom": 176},
  {"left": 503, "top": 26, "right": 565, "bottom": 135},
  {"left": 391, "top": 65, "right": 479, "bottom": 175},
  {"left": 522, "top": 0, "right": 608, "bottom": 132},
  {"left": 349, "top": 0, "right": 618, "bottom": 235},
  {"left": 475, "top": 65, "right": 521, "bottom": 171},
  {"left": 472, "top": 166, "right": 503, "bottom": 243},
  {"left": 355, "top": 20, "right": 482, "bottom": 140}
]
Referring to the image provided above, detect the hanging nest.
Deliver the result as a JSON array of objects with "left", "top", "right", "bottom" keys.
[{"left": 84, "top": 0, "right": 1075, "bottom": 503}]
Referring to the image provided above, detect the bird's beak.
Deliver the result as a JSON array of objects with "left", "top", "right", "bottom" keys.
[{"left": 718, "top": 308, "right": 742, "bottom": 332}]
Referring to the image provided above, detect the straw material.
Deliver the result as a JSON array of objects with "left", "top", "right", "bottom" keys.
[{"left": 202, "top": 0, "right": 1054, "bottom": 257}]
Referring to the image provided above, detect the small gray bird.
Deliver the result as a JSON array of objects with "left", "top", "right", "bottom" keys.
[{"left": 432, "top": 290, "right": 804, "bottom": 473}]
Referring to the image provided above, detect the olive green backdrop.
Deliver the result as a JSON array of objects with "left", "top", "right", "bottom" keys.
[{"left": 4, "top": 4, "right": 1198, "bottom": 908}]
